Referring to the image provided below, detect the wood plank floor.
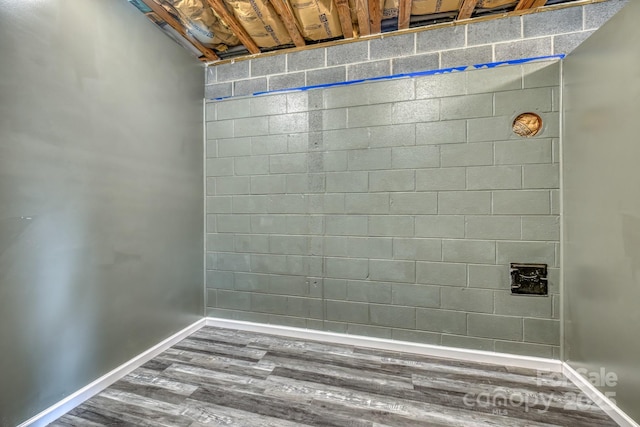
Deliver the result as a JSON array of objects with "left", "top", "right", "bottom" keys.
[{"left": 51, "top": 326, "right": 617, "bottom": 426}]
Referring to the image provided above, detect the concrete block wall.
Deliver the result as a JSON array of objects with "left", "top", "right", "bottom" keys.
[
  {"left": 205, "top": 60, "right": 562, "bottom": 358},
  {"left": 205, "top": 0, "right": 626, "bottom": 99}
]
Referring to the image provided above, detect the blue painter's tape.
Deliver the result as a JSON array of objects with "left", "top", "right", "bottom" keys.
[{"left": 207, "top": 55, "right": 565, "bottom": 101}]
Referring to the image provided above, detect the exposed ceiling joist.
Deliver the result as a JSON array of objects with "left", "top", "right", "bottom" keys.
[
  {"left": 139, "top": 0, "right": 219, "bottom": 60},
  {"left": 457, "top": 0, "right": 480, "bottom": 20},
  {"left": 269, "top": 0, "right": 306, "bottom": 47},
  {"left": 355, "top": 0, "right": 371, "bottom": 36},
  {"left": 398, "top": 0, "right": 412, "bottom": 30},
  {"left": 334, "top": 0, "right": 355, "bottom": 38},
  {"left": 368, "top": 0, "right": 382, "bottom": 34},
  {"left": 205, "top": 0, "right": 262, "bottom": 54},
  {"left": 515, "top": 0, "right": 548, "bottom": 9}
]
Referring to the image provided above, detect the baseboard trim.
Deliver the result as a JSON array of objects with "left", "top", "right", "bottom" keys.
[
  {"left": 562, "top": 362, "right": 639, "bottom": 427},
  {"left": 18, "top": 318, "right": 206, "bottom": 427},
  {"left": 205, "top": 317, "right": 563, "bottom": 373}
]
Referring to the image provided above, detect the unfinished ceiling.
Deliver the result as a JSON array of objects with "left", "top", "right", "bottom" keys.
[{"left": 128, "top": 0, "right": 592, "bottom": 63}]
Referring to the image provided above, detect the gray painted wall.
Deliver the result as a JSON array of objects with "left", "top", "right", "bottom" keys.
[
  {"left": 205, "top": 60, "right": 561, "bottom": 357},
  {"left": 563, "top": 1, "right": 640, "bottom": 422},
  {"left": 205, "top": 0, "right": 627, "bottom": 99},
  {"left": 0, "top": 1, "right": 204, "bottom": 425}
]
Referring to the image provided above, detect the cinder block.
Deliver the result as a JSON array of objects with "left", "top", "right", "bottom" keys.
[
  {"left": 392, "top": 53, "right": 440, "bottom": 75},
  {"left": 216, "top": 60, "right": 250, "bottom": 82},
  {"left": 415, "top": 72, "right": 467, "bottom": 99},
  {"left": 468, "top": 313, "right": 523, "bottom": 341},
  {"left": 523, "top": 7, "right": 582, "bottom": 38},
  {"left": 206, "top": 196, "right": 232, "bottom": 214},
  {"left": 217, "top": 214, "right": 251, "bottom": 233},
  {"left": 523, "top": 164, "right": 559, "bottom": 189},
  {"left": 466, "top": 216, "right": 521, "bottom": 240},
  {"left": 438, "top": 191, "right": 492, "bottom": 215},
  {"left": 441, "top": 94, "right": 493, "bottom": 120},
  {"left": 416, "top": 120, "right": 466, "bottom": 145},
  {"left": 217, "top": 137, "right": 251, "bottom": 157},
  {"left": 269, "top": 72, "right": 306, "bottom": 91},
  {"left": 217, "top": 253, "right": 251, "bottom": 272},
  {"left": 442, "top": 239, "right": 496, "bottom": 264},
  {"left": 286, "top": 215, "right": 323, "bottom": 234},
  {"left": 287, "top": 296, "right": 323, "bottom": 318},
  {"left": 522, "top": 61, "right": 560, "bottom": 89},
  {"left": 494, "top": 341, "right": 554, "bottom": 359},
  {"left": 286, "top": 92, "right": 309, "bottom": 113},
  {"left": 347, "top": 280, "right": 392, "bottom": 303},
  {"left": 494, "top": 139, "right": 553, "bottom": 165},
  {"left": 269, "top": 112, "right": 309, "bottom": 134},
  {"left": 496, "top": 241, "right": 556, "bottom": 265},
  {"left": 389, "top": 192, "right": 437, "bottom": 215},
  {"left": 392, "top": 283, "right": 440, "bottom": 308},
  {"left": 493, "top": 190, "right": 550, "bottom": 215},
  {"left": 232, "top": 195, "right": 269, "bottom": 213},
  {"left": 440, "top": 287, "right": 494, "bottom": 313},
  {"left": 288, "top": 133, "right": 311, "bottom": 153},
  {"left": 251, "top": 135, "right": 288, "bottom": 155},
  {"left": 207, "top": 120, "right": 234, "bottom": 139},
  {"left": 307, "top": 66, "right": 346, "bottom": 86},
  {"left": 392, "top": 99, "right": 439, "bottom": 124},
  {"left": 370, "top": 33, "right": 415, "bottom": 60},
  {"left": 554, "top": 31, "right": 594, "bottom": 55},
  {"left": 251, "top": 215, "right": 287, "bottom": 234},
  {"left": 266, "top": 194, "right": 307, "bottom": 214},
  {"left": 441, "top": 143, "right": 494, "bottom": 167},
  {"left": 326, "top": 215, "right": 368, "bottom": 236},
  {"left": 494, "top": 291, "right": 552, "bottom": 318},
  {"left": 416, "top": 308, "right": 466, "bottom": 334},
  {"left": 324, "top": 83, "right": 369, "bottom": 109},
  {"left": 324, "top": 236, "right": 348, "bottom": 257},
  {"left": 206, "top": 233, "right": 234, "bottom": 252},
  {"left": 325, "top": 128, "right": 369, "bottom": 151},
  {"left": 348, "top": 104, "right": 393, "bottom": 128},
  {"left": 251, "top": 55, "right": 286, "bottom": 77},
  {"left": 326, "top": 257, "right": 369, "bottom": 280},
  {"left": 522, "top": 216, "right": 560, "bottom": 241},
  {"left": 326, "top": 300, "right": 369, "bottom": 323},
  {"left": 234, "top": 78, "right": 267, "bottom": 97},
  {"left": 467, "top": 166, "right": 523, "bottom": 190},
  {"left": 495, "top": 88, "right": 553, "bottom": 116},
  {"left": 216, "top": 176, "right": 250, "bottom": 195},
  {"left": 345, "top": 193, "right": 390, "bottom": 214},
  {"left": 369, "top": 170, "right": 415, "bottom": 192},
  {"left": 467, "top": 65, "right": 523, "bottom": 95},
  {"left": 250, "top": 94, "right": 287, "bottom": 117},
  {"left": 467, "top": 16, "right": 522, "bottom": 45},
  {"left": 270, "top": 235, "right": 309, "bottom": 255},
  {"left": 206, "top": 158, "right": 234, "bottom": 176},
  {"left": 415, "top": 215, "right": 465, "bottom": 238},
  {"left": 348, "top": 148, "right": 392, "bottom": 170},
  {"left": 441, "top": 46, "right": 493, "bottom": 68},
  {"left": 217, "top": 290, "right": 251, "bottom": 310},
  {"left": 416, "top": 25, "right": 465, "bottom": 53},
  {"left": 468, "top": 264, "right": 509, "bottom": 290},
  {"left": 205, "top": 103, "right": 216, "bottom": 122},
  {"left": 308, "top": 194, "right": 345, "bottom": 214},
  {"left": 495, "top": 38, "right": 553, "bottom": 62},
  {"left": 327, "top": 41, "right": 369, "bottom": 66},
  {"left": 251, "top": 254, "right": 288, "bottom": 274},
  {"left": 392, "top": 329, "right": 441, "bottom": 345},
  {"left": 416, "top": 262, "right": 467, "bottom": 287},
  {"left": 393, "top": 238, "right": 441, "bottom": 261},
  {"left": 235, "top": 234, "right": 269, "bottom": 253},
  {"left": 551, "top": 189, "right": 559, "bottom": 215},
  {"left": 250, "top": 293, "right": 287, "bottom": 315},
  {"left": 217, "top": 98, "right": 251, "bottom": 120},
  {"left": 348, "top": 324, "right": 392, "bottom": 339},
  {"left": 370, "top": 304, "right": 416, "bottom": 329},
  {"left": 205, "top": 83, "right": 232, "bottom": 99},
  {"left": 206, "top": 270, "right": 234, "bottom": 289},
  {"left": 270, "top": 153, "right": 308, "bottom": 174},
  {"left": 391, "top": 146, "right": 440, "bottom": 169},
  {"left": 369, "top": 124, "right": 416, "bottom": 148},
  {"left": 347, "top": 60, "right": 391, "bottom": 80},
  {"left": 322, "top": 108, "right": 348, "bottom": 130},
  {"left": 206, "top": 67, "right": 216, "bottom": 84},
  {"left": 524, "top": 318, "right": 560, "bottom": 345},
  {"left": 369, "top": 259, "right": 416, "bottom": 283},
  {"left": 207, "top": 214, "right": 216, "bottom": 232},
  {"left": 326, "top": 171, "right": 368, "bottom": 192},
  {"left": 324, "top": 278, "right": 347, "bottom": 300},
  {"left": 347, "top": 237, "right": 393, "bottom": 259},
  {"left": 466, "top": 116, "right": 511, "bottom": 143},
  {"left": 416, "top": 168, "right": 466, "bottom": 191},
  {"left": 234, "top": 156, "right": 269, "bottom": 176},
  {"left": 584, "top": 1, "right": 627, "bottom": 29},
  {"left": 234, "top": 117, "right": 269, "bottom": 137},
  {"left": 442, "top": 334, "right": 494, "bottom": 352},
  {"left": 250, "top": 175, "right": 286, "bottom": 195},
  {"left": 288, "top": 48, "right": 326, "bottom": 72},
  {"left": 369, "top": 216, "right": 414, "bottom": 237},
  {"left": 368, "top": 79, "right": 415, "bottom": 105}
]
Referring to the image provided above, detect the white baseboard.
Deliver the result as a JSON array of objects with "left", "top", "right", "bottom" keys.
[
  {"left": 18, "top": 318, "right": 206, "bottom": 427},
  {"left": 562, "top": 363, "right": 639, "bottom": 427},
  {"left": 205, "top": 317, "right": 563, "bottom": 373}
]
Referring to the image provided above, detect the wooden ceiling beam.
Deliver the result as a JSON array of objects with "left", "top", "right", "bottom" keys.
[
  {"left": 355, "top": 0, "right": 371, "bottom": 36},
  {"left": 269, "top": 0, "right": 306, "bottom": 47},
  {"left": 139, "top": 0, "right": 219, "bottom": 61},
  {"left": 457, "top": 0, "right": 480, "bottom": 20},
  {"left": 398, "top": 0, "right": 412, "bottom": 30},
  {"left": 334, "top": 0, "right": 355, "bottom": 39},
  {"left": 205, "top": 0, "right": 261, "bottom": 54},
  {"left": 515, "top": 0, "right": 547, "bottom": 10},
  {"left": 368, "top": 0, "right": 382, "bottom": 34}
]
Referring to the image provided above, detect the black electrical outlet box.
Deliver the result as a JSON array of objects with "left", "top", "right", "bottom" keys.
[{"left": 510, "top": 263, "right": 548, "bottom": 296}]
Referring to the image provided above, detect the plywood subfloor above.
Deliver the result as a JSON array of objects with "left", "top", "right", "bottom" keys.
[{"left": 51, "top": 326, "right": 618, "bottom": 426}]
